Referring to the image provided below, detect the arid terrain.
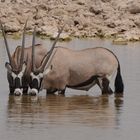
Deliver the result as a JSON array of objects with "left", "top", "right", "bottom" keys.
[{"left": 0, "top": 0, "right": 140, "bottom": 41}]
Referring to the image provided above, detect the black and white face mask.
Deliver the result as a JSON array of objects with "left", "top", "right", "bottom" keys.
[
  {"left": 29, "top": 66, "right": 52, "bottom": 95},
  {"left": 5, "top": 62, "right": 27, "bottom": 95}
]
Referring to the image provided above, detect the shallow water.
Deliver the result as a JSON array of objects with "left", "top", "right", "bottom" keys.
[{"left": 0, "top": 37, "right": 140, "bottom": 140}]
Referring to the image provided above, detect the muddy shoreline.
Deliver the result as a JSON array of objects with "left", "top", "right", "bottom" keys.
[{"left": 0, "top": 0, "right": 140, "bottom": 42}]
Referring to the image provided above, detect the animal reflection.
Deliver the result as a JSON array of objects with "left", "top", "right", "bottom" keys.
[{"left": 7, "top": 95, "right": 123, "bottom": 127}]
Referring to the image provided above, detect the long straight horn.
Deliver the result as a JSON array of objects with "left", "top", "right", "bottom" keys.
[
  {"left": 31, "top": 26, "right": 36, "bottom": 72},
  {"left": 37, "top": 25, "right": 64, "bottom": 72},
  {"left": 49, "top": 25, "right": 64, "bottom": 55},
  {"left": 19, "top": 19, "right": 28, "bottom": 69},
  {"left": 0, "top": 22, "right": 13, "bottom": 66}
]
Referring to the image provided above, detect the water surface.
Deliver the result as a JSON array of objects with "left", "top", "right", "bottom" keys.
[{"left": 0, "top": 37, "right": 140, "bottom": 140}]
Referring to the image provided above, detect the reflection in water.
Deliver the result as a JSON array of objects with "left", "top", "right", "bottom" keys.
[{"left": 7, "top": 95, "right": 123, "bottom": 129}]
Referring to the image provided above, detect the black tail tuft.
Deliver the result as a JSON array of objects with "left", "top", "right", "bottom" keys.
[{"left": 115, "top": 64, "right": 124, "bottom": 93}]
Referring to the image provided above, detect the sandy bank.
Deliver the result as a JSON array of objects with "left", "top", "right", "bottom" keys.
[{"left": 0, "top": 0, "right": 140, "bottom": 42}]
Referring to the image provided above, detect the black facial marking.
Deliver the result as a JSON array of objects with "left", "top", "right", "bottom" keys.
[
  {"left": 32, "top": 79, "right": 38, "bottom": 88},
  {"left": 8, "top": 74, "right": 14, "bottom": 87},
  {"left": 7, "top": 72, "right": 23, "bottom": 94},
  {"left": 30, "top": 76, "right": 43, "bottom": 92},
  {"left": 30, "top": 78, "right": 39, "bottom": 91},
  {"left": 15, "top": 77, "right": 21, "bottom": 88}
]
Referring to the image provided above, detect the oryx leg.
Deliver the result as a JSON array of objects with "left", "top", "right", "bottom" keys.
[
  {"left": 97, "top": 77, "right": 113, "bottom": 94},
  {"left": 102, "top": 77, "right": 113, "bottom": 94},
  {"left": 58, "top": 88, "right": 66, "bottom": 95},
  {"left": 47, "top": 89, "right": 57, "bottom": 95}
]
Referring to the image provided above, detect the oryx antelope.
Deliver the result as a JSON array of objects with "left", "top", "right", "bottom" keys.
[
  {"left": 0, "top": 22, "right": 47, "bottom": 95},
  {"left": 29, "top": 27, "right": 124, "bottom": 96}
]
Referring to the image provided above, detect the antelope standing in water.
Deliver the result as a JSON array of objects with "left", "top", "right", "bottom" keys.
[{"left": 29, "top": 27, "right": 124, "bottom": 96}]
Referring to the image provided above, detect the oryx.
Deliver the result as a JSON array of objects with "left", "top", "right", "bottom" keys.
[
  {"left": 29, "top": 28, "right": 124, "bottom": 96},
  {"left": 0, "top": 22, "right": 47, "bottom": 95}
]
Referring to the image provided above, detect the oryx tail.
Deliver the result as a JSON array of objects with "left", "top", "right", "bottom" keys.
[{"left": 115, "top": 63, "right": 124, "bottom": 93}]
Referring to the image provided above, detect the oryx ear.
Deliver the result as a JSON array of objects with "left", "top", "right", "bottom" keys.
[
  {"left": 43, "top": 65, "right": 53, "bottom": 76},
  {"left": 21, "top": 61, "right": 27, "bottom": 73},
  {"left": 5, "top": 62, "right": 12, "bottom": 73}
]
